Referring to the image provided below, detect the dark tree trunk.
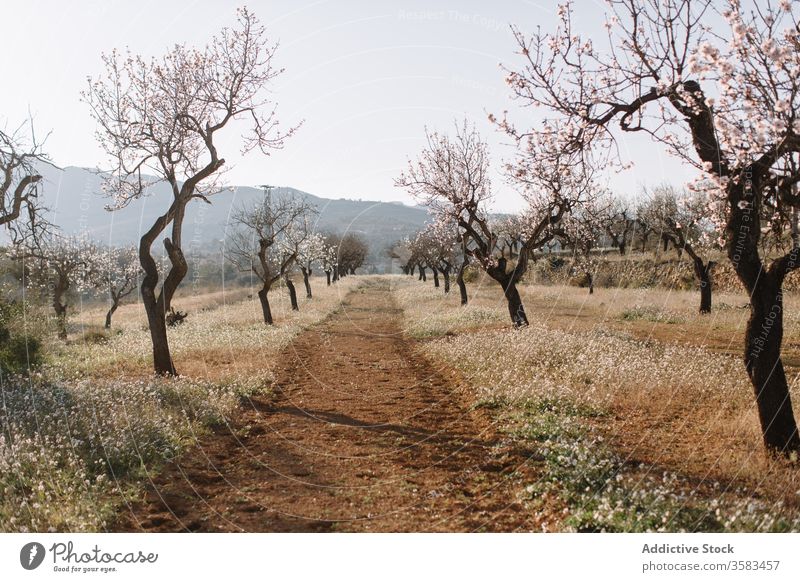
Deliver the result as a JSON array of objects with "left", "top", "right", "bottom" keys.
[
  {"left": 431, "top": 267, "right": 440, "bottom": 288},
  {"left": 745, "top": 276, "right": 800, "bottom": 452},
  {"left": 442, "top": 268, "right": 451, "bottom": 293},
  {"left": 503, "top": 281, "right": 528, "bottom": 326},
  {"left": 691, "top": 257, "right": 714, "bottom": 314},
  {"left": 302, "top": 268, "right": 312, "bottom": 299},
  {"left": 725, "top": 173, "right": 800, "bottom": 454},
  {"left": 487, "top": 266, "right": 528, "bottom": 327},
  {"left": 419, "top": 266, "right": 427, "bottom": 281},
  {"left": 139, "top": 205, "right": 188, "bottom": 376},
  {"left": 640, "top": 233, "right": 649, "bottom": 252},
  {"left": 53, "top": 275, "right": 69, "bottom": 340},
  {"left": 618, "top": 238, "right": 627, "bottom": 256},
  {"left": 257, "top": 286, "right": 273, "bottom": 325},
  {"left": 409, "top": 264, "right": 416, "bottom": 276},
  {"left": 456, "top": 262, "right": 468, "bottom": 306},
  {"left": 700, "top": 277, "right": 711, "bottom": 313},
  {"left": 141, "top": 281, "right": 177, "bottom": 376},
  {"left": 325, "top": 270, "right": 331, "bottom": 286},
  {"left": 105, "top": 298, "right": 120, "bottom": 329},
  {"left": 587, "top": 272, "right": 594, "bottom": 294},
  {"left": 54, "top": 302, "right": 67, "bottom": 340},
  {"left": 286, "top": 278, "right": 299, "bottom": 311}
]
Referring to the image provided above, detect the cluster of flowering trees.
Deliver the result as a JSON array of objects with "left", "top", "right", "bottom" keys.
[
  {"left": 399, "top": 0, "right": 799, "bottom": 455},
  {"left": 82, "top": 7, "right": 299, "bottom": 375},
  {"left": 13, "top": 234, "right": 141, "bottom": 338},
  {"left": 79, "top": 6, "right": 371, "bottom": 375},
  {"left": 0, "top": 124, "right": 46, "bottom": 242},
  {"left": 4, "top": 1, "right": 796, "bottom": 458},
  {"left": 399, "top": 220, "right": 470, "bottom": 304},
  {"left": 400, "top": 177, "right": 722, "bottom": 311},
  {"left": 226, "top": 196, "right": 313, "bottom": 324},
  {"left": 395, "top": 120, "right": 598, "bottom": 326},
  {"left": 499, "top": 0, "right": 800, "bottom": 454},
  {"left": 394, "top": 0, "right": 800, "bottom": 455},
  {"left": 1, "top": 124, "right": 141, "bottom": 343}
]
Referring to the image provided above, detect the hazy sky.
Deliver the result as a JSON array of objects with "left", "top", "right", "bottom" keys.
[{"left": 3, "top": 0, "right": 695, "bottom": 211}]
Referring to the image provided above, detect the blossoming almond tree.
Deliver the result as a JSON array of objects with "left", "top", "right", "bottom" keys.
[
  {"left": 296, "top": 231, "right": 325, "bottom": 299},
  {"left": 83, "top": 7, "right": 296, "bottom": 375},
  {"left": 599, "top": 196, "right": 637, "bottom": 256},
  {"left": 410, "top": 221, "right": 460, "bottom": 293},
  {"left": 226, "top": 196, "right": 313, "bottom": 325},
  {"left": 1, "top": 123, "right": 47, "bottom": 243},
  {"left": 641, "top": 184, "right": 720, "bottom": 313},
  {"left": 321, "top": 235, "right": 339, "bottom": 285},
  {"left": 411, "top": 228, "right": 443, "bottom": 288},
  {"left": 22, "top": 234, "right": 101, "bottom": 340},
  {"left": 98, "top": 244, "right": 141, "bottom": 329},
  {"left": 396, "top": 120, "right": 591, "bottom": 326},
  {"left": 551, "top": 196, "right": 608, "bottom": 294},
  {"left": 503, "top": 0, "right": 800, "bottom": 452}
]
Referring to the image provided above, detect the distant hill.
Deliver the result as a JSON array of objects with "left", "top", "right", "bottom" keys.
[{"left": 31, "top": 165, "right": 430, "bottom": 272}]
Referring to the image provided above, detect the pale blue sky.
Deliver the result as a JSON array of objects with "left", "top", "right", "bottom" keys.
[{"left": 2, "top": 0, "right": 694, "bottom": 211}]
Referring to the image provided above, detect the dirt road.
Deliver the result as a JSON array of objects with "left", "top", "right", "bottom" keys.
[{"left": 118, "top": 279, "right": 538, "bottom": 532}]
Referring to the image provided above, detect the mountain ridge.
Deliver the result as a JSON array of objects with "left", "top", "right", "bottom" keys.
[{"left": 31, "top": 165, "right": 430, "bottom": 270}]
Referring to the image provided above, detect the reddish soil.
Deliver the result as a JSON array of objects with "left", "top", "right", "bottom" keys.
[{"left": 116, "top": 280, "right": 540, "bottom": 532}]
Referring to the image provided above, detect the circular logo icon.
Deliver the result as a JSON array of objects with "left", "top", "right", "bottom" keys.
[{"left": 20, "top": 542, "right": 46, "bottom": 570}]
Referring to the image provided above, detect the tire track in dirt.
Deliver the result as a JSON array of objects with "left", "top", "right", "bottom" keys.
[{"left": 117, "top": 279, "right": 540, "bottom": 532}]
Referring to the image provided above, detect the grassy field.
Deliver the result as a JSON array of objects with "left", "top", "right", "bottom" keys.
[
  {"left": 0, "top": 276, "right": 361, "bottom": 532},
  {"left": 392, "top": 274, "right": 800, "bottom": 531},
  {"left": 4, "top": 270, "right": 800, "bottom": 532}
]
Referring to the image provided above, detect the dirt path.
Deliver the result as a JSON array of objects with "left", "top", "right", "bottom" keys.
[{"left": 117, "top": 279, "right": 539, "bottom": 532}]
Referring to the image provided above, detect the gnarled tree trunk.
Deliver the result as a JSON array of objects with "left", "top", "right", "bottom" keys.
[
  {"left": 744, "top": 273, "right": 800, "bottom": 452},
  {"left": 105, "top": 292, "right": 120, "bottom": 329},
  {"left": 257, "top": 285, "right": 273, "bottom": 325},
  {"left": 286, "top": 277, "right": 299, "bottom": 311},
  {"left": 139, "top": 201, "right": 188, "bottom": 376},
  {"left": 502, "top": 279, "right": 528, "bottom": 326},
  {"left": 456, "top": 261, "right": 468, "bottom": 306},
  {"left": 53, "top": 275, "right": 69, "bottom": 340},
  {"left": 431, "top": 267, "right": 440, "bottom": 288},
  {"left": 301, "top": 267, "right": 312, "bottom": 298},
  {"left": 691, "top": 257, "right": 714, "bottom": 314},
  {"left": 487, "top": 260, "right": 528, "bottom": 327},
  {"left": 727, "top": 176, "right": 800, "bottom": 454}
]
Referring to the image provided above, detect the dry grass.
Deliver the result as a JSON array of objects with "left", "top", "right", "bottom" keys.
[
  {"left": 0, "top": 276, "right": 362, "bottom": 532},
  {"left": 54, "top": 276, "right": 358, "bottom": 381},
  {"left": 392, "top": 274, "right": 800, "bottom": 531}
]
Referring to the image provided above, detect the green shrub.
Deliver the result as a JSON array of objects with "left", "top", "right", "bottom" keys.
[
  {"left": 0, "top": 299, "right": 42, "bottom": 375},
  {"left": 461, "top": 265, "right": 480, "bottom": 283},
  {"left": 81, "top": 329, "right": 110, "bottom": 344}
]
